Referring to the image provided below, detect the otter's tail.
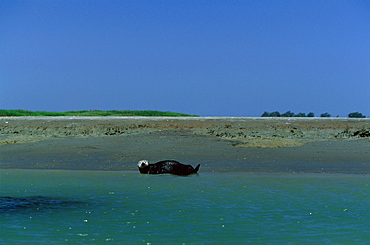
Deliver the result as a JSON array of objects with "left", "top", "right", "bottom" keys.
[{"left": 194, "top": 164, "right": 200, "bottom": 173}]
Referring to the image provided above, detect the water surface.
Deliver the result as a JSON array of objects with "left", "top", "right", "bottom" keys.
[{"left": 1, "top": 170, "right": 369, "bottom": 244}]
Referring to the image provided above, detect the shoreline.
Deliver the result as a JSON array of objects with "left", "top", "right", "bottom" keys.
[{"left": 1, "top": 117, "right": 370, "bottom": 173}]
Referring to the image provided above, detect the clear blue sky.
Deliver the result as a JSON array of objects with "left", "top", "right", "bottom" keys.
[{"left": 1, "top": 0, "right": 369, "bottom": 117}]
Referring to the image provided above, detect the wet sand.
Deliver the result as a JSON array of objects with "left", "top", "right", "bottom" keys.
[{"left": 1, "top": 117, "right": 370, "bottom": 173}]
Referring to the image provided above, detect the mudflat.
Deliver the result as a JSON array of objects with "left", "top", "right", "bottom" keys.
[{"left": 1, "top": 117, "right": 369, "bottom": 173}]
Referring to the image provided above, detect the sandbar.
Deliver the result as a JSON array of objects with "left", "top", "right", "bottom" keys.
[{"left": 1, "top": 117, "right": 369, "bottom": 173}]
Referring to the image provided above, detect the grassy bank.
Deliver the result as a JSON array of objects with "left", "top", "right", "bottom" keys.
[{"left": 0, "top": 109, "right": 199, "bottom": 117}]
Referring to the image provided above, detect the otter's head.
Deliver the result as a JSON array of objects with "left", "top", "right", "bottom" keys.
[{"left": 137, "top": 160, "right": 149, "bottom": 168}]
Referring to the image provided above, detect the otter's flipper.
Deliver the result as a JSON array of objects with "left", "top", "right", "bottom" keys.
[{"left": 194, "top": 164, "right": 200, "bottom": 173}]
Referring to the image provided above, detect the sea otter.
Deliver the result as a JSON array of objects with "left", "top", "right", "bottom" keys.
[{"left": 137, "top": 160, "right": 200, "bottom": 176}]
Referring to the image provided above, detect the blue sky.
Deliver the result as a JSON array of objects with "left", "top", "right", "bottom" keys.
[{"left": 1, "top": 0, "right": 369, "bottom": 116}]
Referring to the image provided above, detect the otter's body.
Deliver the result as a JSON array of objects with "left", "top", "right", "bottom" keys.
[{"left": 137, "top": 160, "right": 200, "bottom": 176}]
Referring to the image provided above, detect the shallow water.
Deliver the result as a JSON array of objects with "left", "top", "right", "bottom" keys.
[{"left": 0, "top": 170, "right": 369, "bottom": 244}]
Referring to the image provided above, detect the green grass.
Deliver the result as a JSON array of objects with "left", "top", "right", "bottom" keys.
[{"left": 0, "top": 109, "right": 199, "bottom": 117}]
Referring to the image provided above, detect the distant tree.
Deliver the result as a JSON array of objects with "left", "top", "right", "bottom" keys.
[
  {"left": 269, "top": 111, "right": 281, "bottom": 117},
  {"left": 294, "top": 112, "right": 306, "bottom": 117},
  {"left": 348, "top": 112, "right": 366, "bottom": 118},
  {"left": 307, "top": 112, "right": 315, "bottom": 117},
  {"left": 261, "top": 111, "right": 282, "bottom": 117},
  {"left": 281, "top": 111, "right": 295, "bottom": 117},
  {"left": 320, "top": 112, "right": 331, "bottom": 117}
]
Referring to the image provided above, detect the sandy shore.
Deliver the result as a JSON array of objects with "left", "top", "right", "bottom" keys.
[{"left": 1, "top": 117, "right": 370, "bottom": 173}]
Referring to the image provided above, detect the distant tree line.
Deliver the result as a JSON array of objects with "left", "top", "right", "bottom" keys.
[{"left": 261, "top": 111, "right": 366, "bottom": 118}]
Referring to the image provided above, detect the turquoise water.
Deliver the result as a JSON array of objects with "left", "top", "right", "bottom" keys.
[{"left": 0, "top": 170, "right": 369, "bottom": 244}]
